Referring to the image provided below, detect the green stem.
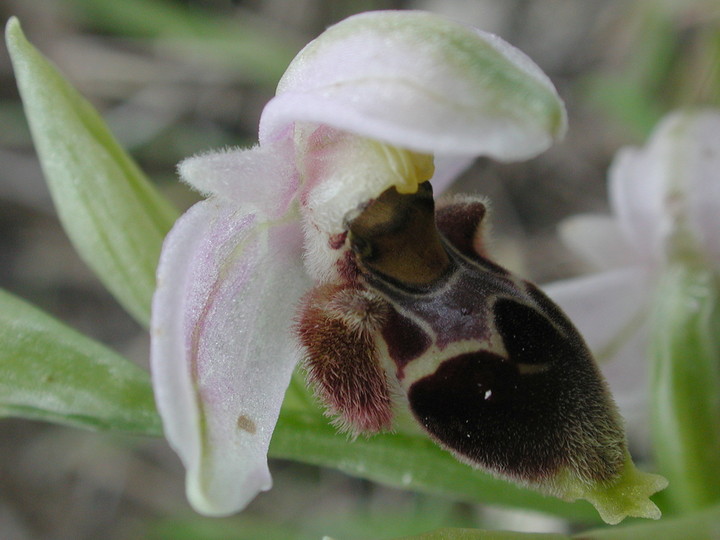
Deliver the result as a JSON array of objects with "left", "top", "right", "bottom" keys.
[{"left": 649, "top": 262, "right": 720, "bottom": 512}]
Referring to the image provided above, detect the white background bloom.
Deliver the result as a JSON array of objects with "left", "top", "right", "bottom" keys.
[{"left": 543, "top": 109, "right": 720, "bottom": 453}]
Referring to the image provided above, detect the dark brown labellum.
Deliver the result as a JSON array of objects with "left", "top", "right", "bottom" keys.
[{"left": 296, "top": 181, "right": 626, "bottom": 490}]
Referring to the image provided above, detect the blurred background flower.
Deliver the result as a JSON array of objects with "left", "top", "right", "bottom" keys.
[
  {"left": 543, "top": 109, "right": 720, "bottom": 457},
  {"left": 1, "top": 0, "right": 718, "bottom": 538}
]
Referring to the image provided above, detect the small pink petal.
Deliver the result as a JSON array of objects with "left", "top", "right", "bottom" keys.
[
  {"left": 178, "top": 133, "right": 297, "bottom": 218},
  {"left": 151, "top": 198, "right": 310, "bottom": 516}
]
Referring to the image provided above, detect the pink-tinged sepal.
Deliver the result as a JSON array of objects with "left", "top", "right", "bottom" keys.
[
  {"left": 151, "top": 197, "right": 310, "bottom": 516},
  {"left": 295, "top": 283, "right": 394, "bottom": 436}
]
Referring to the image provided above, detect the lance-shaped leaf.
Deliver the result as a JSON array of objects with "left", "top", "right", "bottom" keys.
[
  {"left": 387, "top": 501, "right": 720, "bottom": 539},
  {"left": 270, "top": 409, "right": 602, "bottom": 523},
  {"left": 0, "top": 289, "right": 161, "bottom": 435},
  {"left": 6, "top": 17, "right": 178, "bottom": 327}
]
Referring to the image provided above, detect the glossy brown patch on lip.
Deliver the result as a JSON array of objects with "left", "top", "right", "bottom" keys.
[
  {"left": 381, "top": 307, "right": 432, "bottom": 376},
  {"left": 407, "top": 350, "right": 558, "bottom": 479},
  {"left": 493, "top": 295, "right": 626, "bottom": 484},
  {"left": 408, "top": 295, "right": 626, "bottom": 485},
  {"left": 347, "top": 182, "right": 450, "bottom": 287}
]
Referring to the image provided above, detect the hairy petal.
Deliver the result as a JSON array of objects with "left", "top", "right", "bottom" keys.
[
  {"left": 260, "top": 10, "right": 566, "bottom": 160},
  {"left": 296, "top": 283, "right": 393, "bottom": 436},
  {"left": 177, "top": 134, "right": 298, "bottom": 218},
  {"left": 151, "top": 198, "right": 308, "bottom": 516}
]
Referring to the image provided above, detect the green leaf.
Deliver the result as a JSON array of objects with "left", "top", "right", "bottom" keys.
[
  {"left": 389, "top": 502, "right": 720, "bottom": 540},
  {"left": 5, "top": 17, "right": 179, "bottom": 327},
  {"left": 147, "top": 500, "right": 464, "bottom": 540},
  {"left": 0, "top": 288, "right": 162, "bottom": 435},
  {"left": 649, "top": 263, "right": 720, "bottom": 512},
  {"left": 146, "top": 517, "right": 314, "bottom": 540},
  {"left": 269, "top": 409, "right": 601, "bottom": 524},
  {"left": 390, "top": 531, "right": 567, "bottom": 540},
  {"left": 584, "top": 501, "right": 720, "bottom": 540}
]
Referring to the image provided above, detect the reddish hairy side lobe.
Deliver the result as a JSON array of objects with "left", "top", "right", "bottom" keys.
[{"left": 295, "top": 283, "right": 393, "bottom": 436}]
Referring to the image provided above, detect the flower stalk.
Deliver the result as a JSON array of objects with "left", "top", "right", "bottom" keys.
[{"left": 650, "top": 262, "right": 720, "bottom": 513}]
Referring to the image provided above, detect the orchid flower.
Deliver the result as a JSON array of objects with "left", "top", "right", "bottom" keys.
[
  {"left": 150, "top": 10, "right": 666, "bottom": 523},
  {"left": 543, "top": 109, "right": 720, "bottom": 511},
  {"left": 543, "top": 109, "right": 720, "bottom": 452}
]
